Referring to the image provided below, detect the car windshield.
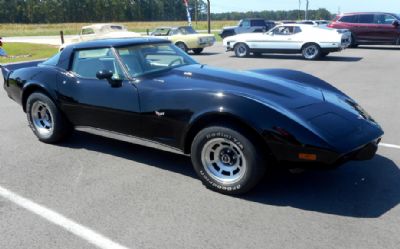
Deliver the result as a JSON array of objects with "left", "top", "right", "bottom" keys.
[
  {"left": 396, "top": 14, "right": 400, "bottom": 19},
  {"left": 178, "top": 26, "right": 197, "bottom": 35},
  {"left": 41, "top": 51, "right": 61, "bottom": 66},
  {"left": 116, "top": 43, "right": 198, "bottom": 77}
]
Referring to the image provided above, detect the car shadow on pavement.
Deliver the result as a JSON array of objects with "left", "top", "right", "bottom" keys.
[
  {"left": 245, "top": 155, "right": 400, "bottom": 218},
  {"left": 229, "top": 55, "right": 363, "bottom": 62},
  {"left": 356, "top": 46, "right": 400, "bottom": 51},
  {"left": 61, "top": 131, "right": 399, "bottom": 218},
  {"left": 190, "top": 52, "right": 220, "bottom": 56}
]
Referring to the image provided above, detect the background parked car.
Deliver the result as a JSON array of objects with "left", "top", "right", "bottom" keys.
[
  {"left": 60, "top": 23, "right": 141, "bottom": 50},
  {"left": 328, "top": 12, "right": 400, "bottom": 47},
  {"left": 298, "top": 20, "right": 330, "bottom": 27},
  {"left": 151, "top": 26, "right": 215, "bottom": 54},
  {"left": 224, "top": 24, "right": 351, "bottom": 60},
  {"left": 219, "top": 18, "right": 276, "bottom": 39}
]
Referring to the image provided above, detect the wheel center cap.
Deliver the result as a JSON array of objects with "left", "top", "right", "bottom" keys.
[{"left": 221, "top": 154, "right": 231, "bottom": 164}]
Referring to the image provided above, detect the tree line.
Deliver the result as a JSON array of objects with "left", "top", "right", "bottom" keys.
[{"left": 0, "top": 0, "right": 333, "bottom": 23}]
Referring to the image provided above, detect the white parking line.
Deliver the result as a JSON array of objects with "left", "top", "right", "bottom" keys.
[
  {"left": 380, "top": 143, "right": 400, "bottom": 150},
  {"left": 0, "top": 185, "right": 132, "bottom": 249}
]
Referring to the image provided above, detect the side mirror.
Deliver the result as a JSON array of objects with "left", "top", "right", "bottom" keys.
[
  {"left": 96, "top": 70, "right": 113, "bottom": 80},
  {"left": 96, "top": 70, "right": 121, "bottom": 87},
  {"left": 392, "top": 20, "right": 399, "bottom": 27}
]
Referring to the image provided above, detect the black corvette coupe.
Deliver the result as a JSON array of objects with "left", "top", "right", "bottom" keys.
[{"left": 1, "top": 38, "right": 383, "bottom": 194}]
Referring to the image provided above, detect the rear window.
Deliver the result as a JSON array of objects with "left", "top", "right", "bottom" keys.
[
  {"left": 374, "top": 14, "right": 397, "bottom": 24},
  {"left": 358, "top": 14, "right": 374, "bottom": 24},
  {"left": 339, "top": 15, "right": 357, "bottom": 23}
]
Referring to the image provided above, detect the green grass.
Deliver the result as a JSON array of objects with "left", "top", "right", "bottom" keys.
[
  {"left": 0, "top": 21, "right": 235, "bottom": 37},
  {"left": 0, "top": 43, "right": 58, "bottom": 63}
]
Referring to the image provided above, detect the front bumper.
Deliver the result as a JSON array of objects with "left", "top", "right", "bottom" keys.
[{"left": 267, "top": 138, "right": 381, "bottom": 166}]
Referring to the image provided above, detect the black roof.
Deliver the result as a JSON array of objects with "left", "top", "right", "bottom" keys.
[{"left": 72, "top": 37, "right": 171, "bottom": 49}]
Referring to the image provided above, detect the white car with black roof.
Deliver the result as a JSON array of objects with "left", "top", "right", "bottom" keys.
[{"left": 223, "top": 24, "right": 351, "bottom": 60}]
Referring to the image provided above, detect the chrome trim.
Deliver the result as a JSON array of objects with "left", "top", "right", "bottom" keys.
[{"left": 75, "top": 126, "right": 185, "bottom": 155}]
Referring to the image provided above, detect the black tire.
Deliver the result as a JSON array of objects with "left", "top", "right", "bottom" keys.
[
  {"left": 349, "top": 33, "right": 358, "bottom": 48},
  {"left": 302, "top": 43, "right": 321, "bottom": 60},
  {"left": 320, "top": 52, "right": 330, "bottom": 58},
  {"left": 192, "top": 48, "right": 204, "bottom": 55},
  {"left": 26, "top": 92, "right": 72, "bottom": 143},
  {"left": 234, "top": 43, "right": 250, "bottom": 58},
  {"left": 191, "top": 126, "right": 266, "bottom": 195},
  {"left": 175, "top": 42, "right": 188, "bottom": 53}
]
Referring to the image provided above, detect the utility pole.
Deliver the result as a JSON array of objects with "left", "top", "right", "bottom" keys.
[
  {"left": 305, "top": 0, "right": 309, "bottom": 20},
  {"left": 195, "top": 0, "right": 198, "bottom": 25},
  {"left": 298, "top": 0, "right": 301, "bottom": 20},
  {"left": 207, "top": 0, "right": 211, "bottom": 34}
]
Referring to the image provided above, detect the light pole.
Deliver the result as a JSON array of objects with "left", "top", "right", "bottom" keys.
[
  {"left": 298, "top": 0, "right": 301, "bottom": 20},
  {"left": 305, "top": 0, "right": 309, "bottom": 20},
  {"left": 207, "top": 0, "right": 211, "bottom": 34}
]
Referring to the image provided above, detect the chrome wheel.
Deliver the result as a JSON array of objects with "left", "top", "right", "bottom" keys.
[
  {"left": 201, "top": 138, "right": 247, "bottom": 184},
  {"left": 303, "top": 44, "right": 319, "bottom": 59},
  {"left": 235, "top": 43, "right": 249, "bottom": 57},
  {"left": 31, "top": 101, "right": 53, "bottom": 136}
]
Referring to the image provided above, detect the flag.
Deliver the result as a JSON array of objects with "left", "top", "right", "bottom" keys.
[{"left": 183, "top": 0, "right": 192, "bottom": 26}]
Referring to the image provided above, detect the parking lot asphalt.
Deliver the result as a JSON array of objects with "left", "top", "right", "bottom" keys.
[{"left": 1, "top": 43, "right": 399, "bottom": 249}]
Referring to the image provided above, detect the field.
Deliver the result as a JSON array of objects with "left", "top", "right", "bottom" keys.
[
  {"left": 0, "top": 43, "right": 58, "bottom": 63},
  {"left": 0, "top": 21, "right": 236, "bottom": 37}
]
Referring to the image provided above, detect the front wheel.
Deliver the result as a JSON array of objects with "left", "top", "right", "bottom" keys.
[
  {"left": 234, "top": 43, "right": 250, "bottom": 58},
  {"left": 26, "top": 92, "right": 72, "bottom": 143},
  {"left": 349, "top": 33, "right": 358, "bottom": 48},
  {"left": 191, "top": 126, "right": 266, "bottom": 195},
  {"left": 302, "top": 43, "right": 321, "bottom": 60},
  {"left": 320, "top": 52, "right": 330, "bottom": 58},
  {"left": 192, "top": 48, "right": 204, "bottom": 55}
]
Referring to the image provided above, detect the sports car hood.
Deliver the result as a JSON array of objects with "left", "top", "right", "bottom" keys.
[
  {"left": 175, "top": 64, "right": 325, "bottom": 110},
  {"left": 172, "top": 65, "right": 383, "bottom": 153}
]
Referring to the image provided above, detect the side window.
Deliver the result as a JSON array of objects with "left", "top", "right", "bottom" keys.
[
  {"left": 251, "top": 20, "right": 265, "bottom": 26},
  {"left": 375, "top": 14, "right": 396, "bottom": 24},
  {"left": 358, "top": 14, "right": 374, "bottom": 24},
  {"left": 293, "top": 26, "right": 302, "bottom": 34},
  {"left": 273, "top": 26, "right": 293, "bottom": 35},
  {"left": 71, "top": 48, "right": 125, "bottom": 80},
  {"left": 339, "top": 15, "right": 356, "bottom": 23},
  {"left": 81, "top": 28, "right": 94, "bottom": 35},
  {"left": 241, "top": 20, "right": 251, "bottom": 28}
]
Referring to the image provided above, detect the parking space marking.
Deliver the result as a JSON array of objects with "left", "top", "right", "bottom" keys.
[
  {"left": 0, "top": 185, "right": 132, "bottom": 249},
  {"left": 380, "top": 143, "right": 400, "bottom": 150}
]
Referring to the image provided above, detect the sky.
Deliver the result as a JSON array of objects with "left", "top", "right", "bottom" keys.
[{"left": 211, "top": 0, "right": 400, "bottom": 14}]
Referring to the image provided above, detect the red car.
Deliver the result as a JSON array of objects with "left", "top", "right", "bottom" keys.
[{"left": 328, "top": 12, "right": 400, "bottom": 47}]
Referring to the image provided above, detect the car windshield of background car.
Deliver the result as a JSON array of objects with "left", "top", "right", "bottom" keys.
[
  {"left": 117, "top": 43, "right": 198, "bottom": 77},
  {"left": 179, "top": 27, "right": 197, "bottom": 35}
]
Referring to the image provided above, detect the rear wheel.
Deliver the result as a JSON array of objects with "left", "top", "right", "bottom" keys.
[
  {"left": 26, "top": 92, "right": 72, "bottom": 143},
  {"left": 175, "top": 42, "right": 188, "bottom": 53},
  {"left": 191, "top": 126, "right": 266, "bottom": 195},
  {"left": 302, "top": 43, "right": 321, "bottom": 60},
  {"left": 234, "top": 43, "right": 250, "bottom": 58},
  {"left": 192, "top": 48, "right": 204, "bottom": 55}
]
